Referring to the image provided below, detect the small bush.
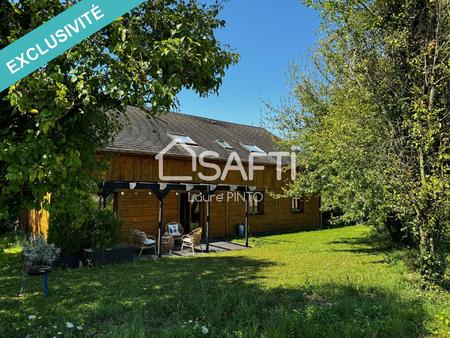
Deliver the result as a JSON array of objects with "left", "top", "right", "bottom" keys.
[
  {"left": 48, "top": 205, "right": 89, "bottom": 255},
  {"left": 48, "top": 194, "right": 122, "bottom": 255},
  {"left": 84, "top": 209, "right": 122, "bottom": 250},
  {"left": 0, "top": 221, "right": 12, "bottom": 234}
]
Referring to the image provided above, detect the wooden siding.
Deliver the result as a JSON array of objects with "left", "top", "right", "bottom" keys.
[
  {"left": 20, "top": 195, "right": 51, "bottom": 238},
  {"left": 116, "top": 190, "right": 179, "bottom": 239},
  {"left": 28, "top": 209, "right": 50, "bottom": 238},
  {"left": 100, "top": 153, "right": 321, "bottom": 239},
  {"left": 24, "top": 153, "right": 321, "bottom": 240}
]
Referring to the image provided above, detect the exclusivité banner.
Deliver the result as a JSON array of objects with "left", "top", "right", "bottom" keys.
[{"left": 0, "top": 0, "right": 146, "bottom": 92}]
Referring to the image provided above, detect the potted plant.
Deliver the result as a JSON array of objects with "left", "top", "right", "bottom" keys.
[{"left": 23, "top": 235, "right": 61, "bottom": 275}]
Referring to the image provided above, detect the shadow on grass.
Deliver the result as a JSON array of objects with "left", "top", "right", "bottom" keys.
[
  {"left": 329, "top": 230, "right": 450, "bottom": 294},
  {"left": 229, "top": 227, "right": 328, "bottom": 247},
  {"left": 327, "top": 229, "right": 399, "bottom": 256},
  {"left": 0, "top": 238, "right": 430, "bottom": 338}
]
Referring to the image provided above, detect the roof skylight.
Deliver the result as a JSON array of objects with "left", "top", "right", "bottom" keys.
[
  {"left": 241, "top": 143, "right": 266, "bottom": 153},
  {"left": 168, "top": 132, "right": 197, "bottom": 145},
  {"left": 216, "top": 140, "right": 234, "bottom": 150}
]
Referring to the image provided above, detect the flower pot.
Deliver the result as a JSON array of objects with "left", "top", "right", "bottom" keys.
[
  {"left": 27, "top": 265, "right": 53, "bottom": 276},
  {"left": 57, "top": 255, "right": 82, "bottom": 269},
  {"left": 83, "top": 247, "right": 134, "bottom": 266}
]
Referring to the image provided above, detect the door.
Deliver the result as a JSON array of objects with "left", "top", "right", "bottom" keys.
[{"left": 179, "top": 192, "right": 205, "bottom": 234}]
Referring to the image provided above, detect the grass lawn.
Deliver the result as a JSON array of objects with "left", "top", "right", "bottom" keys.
[{"left": 1, "top": 225, "right": 449, "bottom": 337}]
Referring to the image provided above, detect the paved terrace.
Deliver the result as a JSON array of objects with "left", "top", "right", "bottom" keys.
[{"left": 137, "top": 240, "right": 249, "bottom": 258}]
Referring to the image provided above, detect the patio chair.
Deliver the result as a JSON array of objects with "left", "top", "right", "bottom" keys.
[
  {"left": 165, "top": 222, "right": 184, "bottom": 243},
  {"left": 132, "top": 229, "right": 157, "bottom": 256},
  {"left": 180, "top": 227, "right": 203, "bottom": 254}
]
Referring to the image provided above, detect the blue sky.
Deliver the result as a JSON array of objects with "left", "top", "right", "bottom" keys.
[{"left": 178, "top": 0, "right": 321, "bottom": 126}]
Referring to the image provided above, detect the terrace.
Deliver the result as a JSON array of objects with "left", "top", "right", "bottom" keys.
[{"left": 100, "top": 180, "right": 258, "bottom": 257}]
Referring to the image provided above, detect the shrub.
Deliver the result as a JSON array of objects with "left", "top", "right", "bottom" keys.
[
  {"left": 0, "top": 221, "right": 13, "bottom": 234},
  {"left": 84, "top": 209, "right": 122, "bottom": 250},
  {"left": 47, "top": 203, "right": 90, "bottom": 255},
  {"left": 48, "top": 192, "right": 122, "bottom": 255}
]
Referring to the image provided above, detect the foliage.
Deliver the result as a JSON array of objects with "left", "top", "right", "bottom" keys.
[
  {"left": 84, "top": 209, "right": 122, "bottom": 251},
  {"left": 1, "top": 226, "right": 449, "bottom": 337},
  {"left": 0, "top": 219, "right": 15, "bottom": 234},
  {"left": 48, "top": 190, "right": 121, "bottom": 254},
  {"left": 266, "top": 0, "right": 450, "bottom": 285},
  {"left": 22, "top": 235, "right": 61, "bottom": 267},
  {"left": 0, "top": 0, "right": 238, "bottom": 223},
  {"left": 47, "top": 189, "right": 93, "bottom": 255}
]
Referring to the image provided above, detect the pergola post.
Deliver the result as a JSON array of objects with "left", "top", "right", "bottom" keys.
[
  {"left": 205, "top": 186, "right": 211, "bottom": 253},
  {"left": 157, "top": 193, "right": 164, "bottom": 258},
  {"left": 319, "top": 196, "right": 323, "bottom": 229},
  {"left": 245, "top": 186, "right": 249, "bottom": 247}
]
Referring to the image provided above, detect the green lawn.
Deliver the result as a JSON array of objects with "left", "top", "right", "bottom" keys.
[{"left": 1, "top": 225, "right": 449, "bottom": 337}]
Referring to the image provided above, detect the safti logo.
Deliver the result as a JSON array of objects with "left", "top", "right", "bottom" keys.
[{"left": 155, "top": 139, "right": 297, "bottom": 182}]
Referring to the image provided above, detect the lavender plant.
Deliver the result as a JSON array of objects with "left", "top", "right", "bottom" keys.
[{"left": 23, "top": 235, "right": 61, "bottom": 267}]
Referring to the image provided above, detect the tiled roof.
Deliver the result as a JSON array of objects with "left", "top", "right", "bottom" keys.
[{"left": 102, "top": 106, "right": 282, "bottom": 165}]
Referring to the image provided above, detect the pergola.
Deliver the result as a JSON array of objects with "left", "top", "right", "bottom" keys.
[{"left": 99, "top": 181, "right": 256, "bottom": 257}]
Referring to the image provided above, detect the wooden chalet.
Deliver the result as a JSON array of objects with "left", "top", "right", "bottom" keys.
[{"left": 24, "top": 107, "right": 321, "bottom": 254}]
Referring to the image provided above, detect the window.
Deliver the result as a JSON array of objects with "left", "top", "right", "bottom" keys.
[
  {"left": 241, "top": 143, "right": 265, "bottom": 153},
  {"left": 292, "top": 197, "right": 305, "bottom": 212},
  {"left": 92, "top": 193, "right": 116, "bottom": 213},
  {"left": 216, "top": 140, "right": 234, "bottom": 150},
  {"left": 248, "top": 192, "right": 264, "bottom": 215},
  {"left": 168, "top": 132, "right": 197, "bottom": 145}
]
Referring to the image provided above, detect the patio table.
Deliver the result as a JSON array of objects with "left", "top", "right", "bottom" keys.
[{"left": 160, "top": 233, "right": 174, "bottom": 254}]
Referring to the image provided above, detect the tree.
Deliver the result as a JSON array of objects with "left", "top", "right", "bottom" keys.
[
  {"left": 267, "top": 0, "right": 449, "bottom": 285},
  {"left": 0, "top": 0, "right": 238, "bottom": 223}
]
